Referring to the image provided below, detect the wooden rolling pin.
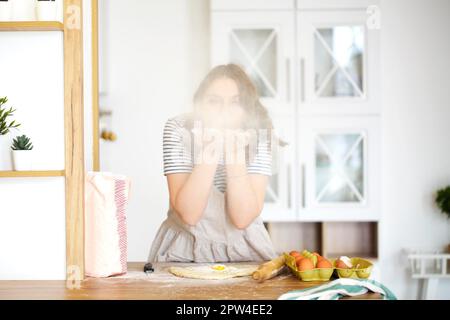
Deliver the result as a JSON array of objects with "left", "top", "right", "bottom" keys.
[{"left": 252, "top": 255, "right": 286, "bottom": 282}]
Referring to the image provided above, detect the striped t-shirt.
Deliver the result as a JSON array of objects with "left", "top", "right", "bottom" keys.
[{"left": 163, "top": 114, "right": 272, "bottom": 193}]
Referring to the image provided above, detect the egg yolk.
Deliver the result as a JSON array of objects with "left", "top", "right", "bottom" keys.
[{"left": 212, "top": 265, "right": 226, "bottom": 271}]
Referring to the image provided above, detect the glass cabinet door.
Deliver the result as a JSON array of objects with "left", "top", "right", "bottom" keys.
[
  {"left": 313, "top": 26, "right": 365, "bottom": 99},
  {"left": 297, "top": 10, "right": 380, "bottom": 115},
  {"left": 314, "top": 132, "right": 365, "bottom": 204},
  {"left": 211, "top": 11, "right": 295, "bottom": 116},
  {"left": 229, "top": 29, "right": 278, "bottom": 99},
  {"left": 299, "top": 116, "right": 381, "bottom": 221}
]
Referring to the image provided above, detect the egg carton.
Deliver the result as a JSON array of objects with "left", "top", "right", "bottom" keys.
[
  {"left": 284, "top": 253, "right": 333, "bottom": 281},
  {"left": 284, "top": 253, "right": 373, "bottom": 281},
  {"left": 334, "top": 258, "right": 373, "bottom": 279}
]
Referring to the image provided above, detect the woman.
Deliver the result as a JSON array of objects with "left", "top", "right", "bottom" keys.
[{"left": 148, "top": 64, "right": 278, "bottom": 263}]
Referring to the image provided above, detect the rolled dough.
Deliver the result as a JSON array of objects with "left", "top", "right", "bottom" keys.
[{"left": 169, "top": 264, "right": 258, "bottom": 280}]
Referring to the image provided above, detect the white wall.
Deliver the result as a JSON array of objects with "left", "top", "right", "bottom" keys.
[
  {"left": 0, "top": 179, "right": 66, "bottom": 280},
  {"left": 0, "top": 32, "right": 66, "bottom": 280},
  {"left": 380, "top": 0, "right": 450, "bottom": 299},
  {"left": 98, "top": 0, "right": 210, "bottom": 261}
]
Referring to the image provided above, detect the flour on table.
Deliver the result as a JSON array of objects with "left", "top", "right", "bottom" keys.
[{"left": 169, "top": 264, "right": 258, "bottom": 280}]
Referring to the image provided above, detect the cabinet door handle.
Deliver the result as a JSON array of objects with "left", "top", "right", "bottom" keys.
[
  {"left": 301, "top": 163, "right": 306, "bottom": 208},
  {"left": 300, "top": 58, "right": 305, "bottom": 103},
  {"left": 286, "top": 57, "right": 291, "bottom": 103},
  {"left": 287, "top": 163, "right": 292, "bottom": 209}
]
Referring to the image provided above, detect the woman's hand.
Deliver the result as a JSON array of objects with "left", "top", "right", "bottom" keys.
[
  {"left": 192, "top": 126, "right": 223, "bottom": 166},
  {"left": 194, "top": 103, "right": 247, "bottom": 165},
  {"left": 224, "top": 129, "right": 252, "bottom": 166}
]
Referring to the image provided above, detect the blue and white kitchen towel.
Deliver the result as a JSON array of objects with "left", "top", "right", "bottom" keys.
[{"left": 278, "top": 278, "right": 397, "bottom": 300}]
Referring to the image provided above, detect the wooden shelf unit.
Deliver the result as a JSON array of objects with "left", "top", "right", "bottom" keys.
[
  {"left": 322, "top": 222, "right": 378, "bottom": 259},
  {"left": 0, "top": 22, "right": 64, "bottom": 181},
  {"left": 268, "top": 221, "right": 379, "bottom": 260},
  {"left": 0, "top": 21, "right": 64, "bottom": 32},
  {"left": 0, "top": 0, "right": 85, "bottom": 280},
  {"left": 268, "top": 222, "right": 323, "bottom": 255},
  {"left": 0, "top": 22, "right": 65, "bottom": 181},
  {"left": 0, "top": 170, "right": 65, "bottom": 178}
]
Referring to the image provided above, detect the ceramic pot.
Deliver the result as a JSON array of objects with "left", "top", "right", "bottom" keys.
[{"left": 12, "top": 150, "right": 34, "bottom": 171}]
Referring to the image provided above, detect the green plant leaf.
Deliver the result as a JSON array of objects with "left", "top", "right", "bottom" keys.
[
  {"left": 0, "top": 97, "right": 21, "bottom": 136},
  {"left": 435, "top": 186, "right": 450, "bottom": 218},
  {"left": 11, "top": 134, "right": 34, "bottom": 150}
]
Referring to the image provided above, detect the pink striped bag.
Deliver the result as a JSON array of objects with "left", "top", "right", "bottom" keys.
[{"left": 85, "top": 172, "right": 131, "bottom": 278}]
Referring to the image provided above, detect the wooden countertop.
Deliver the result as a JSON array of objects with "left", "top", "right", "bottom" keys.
[{"left": 0, "top": 262, "right": 381, "bottom": 300}]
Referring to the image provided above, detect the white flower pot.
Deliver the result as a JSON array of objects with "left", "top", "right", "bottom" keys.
[
  {"left": 12, "top": 0, "right": 36, "bottom": 21},
  {"left": 36, "top": 0, "right": 56, "bottom": 21},
  {"left": 12, "top": 150, "right": 34, "bottom": 171},
  {"left": 0, "top": 1, "right": 12, "bottom": 21}
]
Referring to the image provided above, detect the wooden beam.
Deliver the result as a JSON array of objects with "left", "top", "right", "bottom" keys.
[
  {"left": 0, "top": 21, "right": 64, "bottom": 32},
  {"left": 64, "top": 0, "right": 85, "bottom": 281},
  {"left": 92, "top": 0, "right": 100, "bottom": 171},
  {"left": 0, "top": 171, "right": 65, "bottom": 178}
]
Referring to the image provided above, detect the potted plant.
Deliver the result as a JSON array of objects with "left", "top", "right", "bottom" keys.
[
  {"left": 435, "top": 186, "right": 450, "bottom": 254},
  {"left": 0, "top": 96, "right": 21, "bottom": 170},
  {"left": 11, "top": 135, "right": 34, "bottom": 171},
  {"left": 436, "top": 186, "right": 450, "bottom": 219},
  {"left": 0, "top": 0, "right": 12, "bottom": 21}
]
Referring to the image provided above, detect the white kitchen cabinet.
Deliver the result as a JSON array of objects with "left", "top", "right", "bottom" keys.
[
  {"left": 297, "top": 10, "right": 380, "bottom": 115},
  {"left": 211, "top": 1, "right": 381, "bottom": 223},
  {"left": 211, "top": 11, "right": 295, "bottom": 117},
  {"left": 297, "top": 0, "right": 378, "bottom": 10},
  {"left": 297, "top": 116, "right": 381, "bottom": 221},
  {"left": 211, "top": 0, "right": 295, "bottom": 11}
]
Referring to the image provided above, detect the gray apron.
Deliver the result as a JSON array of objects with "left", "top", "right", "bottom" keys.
[{"left": 148, "top": 185, "right": 277, "bottom": 263}]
